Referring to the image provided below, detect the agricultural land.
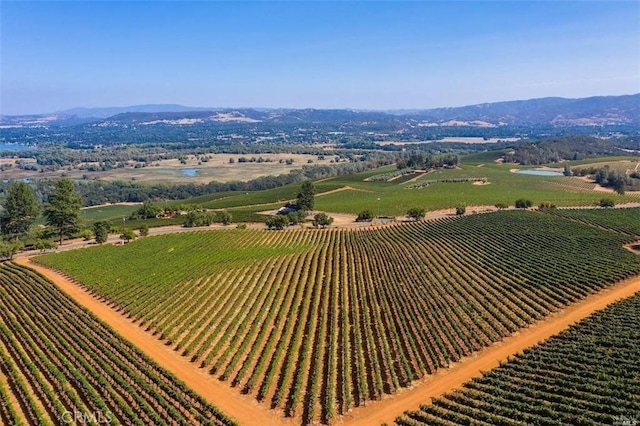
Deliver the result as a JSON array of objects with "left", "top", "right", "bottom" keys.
[{"left": 34, "top": 209, "right": 640, "bottom": 424}]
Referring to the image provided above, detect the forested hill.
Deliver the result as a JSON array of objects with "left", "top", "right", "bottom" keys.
[{"left": 2, "top": 94, "right": 638, "bottom": 129}]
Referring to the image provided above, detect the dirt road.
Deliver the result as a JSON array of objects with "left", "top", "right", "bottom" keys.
[
  {"left": 342, "top": 275, "right": 640, "bottom": 426},
  {"left": 16, "top": 258, "right": 295, "bottom": 426}
]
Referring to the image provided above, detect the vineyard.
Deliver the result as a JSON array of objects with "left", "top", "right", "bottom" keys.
[
  {"left": 395, "top": 291, "right": 640, "bottom": 425},
  {"left": 543, "top": 207, "right": 640, "bottom": 237},
  {"left": 36, "top": 211, "right": 640, "bottom": 424},
  {"left": 0, "top": 262, "right": 235, "bottom": 426}
]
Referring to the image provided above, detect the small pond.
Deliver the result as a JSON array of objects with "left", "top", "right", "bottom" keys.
[
  {"left": 516, "top": 169, "right": 564, "bottom": 177},
  {"left": 181, "top": 168, "right": 199, "bottom": 177}
]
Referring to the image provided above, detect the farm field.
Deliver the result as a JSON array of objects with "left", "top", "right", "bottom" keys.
[
  {"left": 35, "top": 210, "right": 640, "bottom": 424},
  {"left": 176, "top": 155, "right": 640, "bottom": 219},
  {"left": 543, "top": 207, "right": 640, "bottom": 237},
  {"left": 0, "top": 262, "right": 234, "bottom": 426},
  {"left": 0, "top": 153, "right": 335, "bottom": 185},
  {"left": 395, "top": 291, "right": 640, "bottom": 426}
]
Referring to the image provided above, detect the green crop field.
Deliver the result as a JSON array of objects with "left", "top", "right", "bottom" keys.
[
  {"left": 81, "top": 204, "right": 140, "bottom": 222},
  {"left": 171, "top": 155, "right": 640, "bottom": 220},
  {"left": 36, "top": 211, "right": 640, "bottom": 424},
  {"left": 0, "top": 262, "right": 234, "bottom": 426},
  {"left": 543, "top": 207, "right": 640, "bottom": 237},
  {"left": 396, "top": 292, "right": 640, "bottom": 426}
]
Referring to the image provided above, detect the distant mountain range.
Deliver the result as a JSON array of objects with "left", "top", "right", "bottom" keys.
[{"left": 1, "top": 94, "right": 638, "bottom": 128}]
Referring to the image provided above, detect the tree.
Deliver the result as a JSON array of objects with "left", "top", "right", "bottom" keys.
[
  {"left": 515, "top": 199, "right": 533, "bottom": 209},
  {"left": 407, "top": 207, "right": 426, "bottom": 221},
  {"left": 93, "top": 221, "right": 111, "bottom": 244},
  {"left": 0, "top": 182, "right": 40, "bottom": 239},
  {"left": 313, "top": 213, "right": 334, "bottom": 228},
  {"left": 120, "top": 229, "right": 136, "bottom": 243},
  {"left": 455, "top": 204, "right": 466, "bottom": 215},
  {"left": 131, "top": 202, "right": 163, "bottom": 219},
  {"left": 495, "top": 203, "right": 509, "bottom": 210},
  {"left": 287, "top": 210, "right": 307, "bottom": 225},
  {"left": 183, "top": 211, "right": 214, "bottom": 227},
  {"left": 563, "top": 163, "right": 572, "bottom": 176},
  {"left": 296, "top": 181, "right": 315, "bottom": 212},
  {"left": 265, "top": 215, "right": 289, "bottom": 230},
  {"left": 213, "top": 210, "right": 233, "bottom": 226},
  {"left": 138, "top": 223, "right": 149, "bottom": 236},
  {"left": 356, "top": 210, "right": 374, "bottom": 222},
  {"left": 34, "top": 239, "right": 57, "bottom": 253},
  {"left": 599, "top": 198, "right": 615, "bottom": 208},
  {"left": 0, "top": 240, "right": 23, "bottom": 260},
  {"left": 44, "top": 179, "right": 83, "bottom": 243}
]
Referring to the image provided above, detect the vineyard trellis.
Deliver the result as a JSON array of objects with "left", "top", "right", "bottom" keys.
[
  {"left": 0, "top": 263, "right": 235, "bottom": 426},
  {"left": 36, "top": 210, "right": 640, "bottom": 423},
  {"left": 395, "top": 292, "right": 640, "bottom": 426}
]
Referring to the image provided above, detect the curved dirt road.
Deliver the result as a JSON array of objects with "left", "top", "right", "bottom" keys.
[
  {"left": 17, "top": 258, "right": 640, "bottom": 426},
  {"left": 342, "top": 275, "right": 640, "bottom": 426},
  {"left": 16, "top": 258, "right": 295, "bottom": 426}
]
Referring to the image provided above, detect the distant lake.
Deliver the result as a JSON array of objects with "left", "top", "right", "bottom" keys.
[
  {"left": 181, "top": 168, "right": 199, "bottom": 177},
  {"left": 0, "top": 143, "right": 32, "bottom": 152},
  {"left": 516, "top": 169, "right": 564, "bottom": 177}
]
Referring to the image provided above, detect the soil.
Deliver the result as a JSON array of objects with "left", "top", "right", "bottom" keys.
[
  {"left": 341, "top": 275, "right": 640, "bottom": 426},
  {"left": 15, "top": 259, "right": 295, "bottom": 426}
]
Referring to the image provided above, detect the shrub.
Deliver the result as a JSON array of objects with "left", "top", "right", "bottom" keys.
[
  {"left": 599, "top": 198, "right": 615, "bottom": 208},
  {"left": 356, "top": 210, "right": 374, "bottom": 222},
  {"left": 515, "top": 199, "right": 533, "bottom": 209},
  {"left": 407, "top": 207, "right": 425, "bottom": 221}
]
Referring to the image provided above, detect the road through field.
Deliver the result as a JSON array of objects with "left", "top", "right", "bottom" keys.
[
  {"left": 15, "top": 258, "right": 295, "bottom": 426},
  {"left": 15, "top": 260, "right": 640, "bottom": 425},
  {"left": 342, "top": 274, "right": 640, "bottom": 426}
]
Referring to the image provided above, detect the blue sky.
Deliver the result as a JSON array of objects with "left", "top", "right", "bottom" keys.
[{"left": 1, "top": 1, "right": 639, "bottom": 114}]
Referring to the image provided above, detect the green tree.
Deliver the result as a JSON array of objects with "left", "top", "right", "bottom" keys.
[
  {"left": 93, "top": 221, "right": 111, "bottom": 244},
  {"left": 131, "top": 202, "right": 163, "bottom": 219},
  {"left": 407, "top": 207, "right": 426, "bottom": 221},
  {"left": 356, "top": 210, "right": 374, "bottom": 222},
  {"left": 287, "top": 210, "right": 307, "bottom": 225},
  {"left": 515, "top": 199, "right": 533, "bottom": 209},
  {"left": 214, "top": 210, "right": 233, "bottom": 225},
  {"left": 455, "top": 204, "right": 466, "bottom": 215},
  {"left": 296, "top": 181, "right": 315, "bottom": 212},
  {"left": 0, "top": 182, "right": 40, "bottom": 239},
  {"left": 44, "top": 179, "right": 83, "bottom": 244},
  {"left": 0, "top": 240, "right": 23, "bottom": 260},
  {"left": 265, "top": 215, "right": 289, "bottom": 230},
  {"left": 312, "top": 213, "right": 334, "bottom": 228},
  {"left": 599, "top": 198, "right": 615, "bottom": 208},
  {"left": 138, "top": 223, "right": 149, "bottom": 236},
  {"left": 120, "top": 229, "right": 136, "bottom": 243},
  {"left": 34, "top": 239, "right": 57, "bottom": 253}
]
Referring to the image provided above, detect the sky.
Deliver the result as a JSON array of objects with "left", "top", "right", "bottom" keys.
[{"left": 1, "top": 1, "right": 639, "bottom": 115}]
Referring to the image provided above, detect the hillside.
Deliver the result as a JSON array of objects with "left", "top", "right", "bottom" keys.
[{"left": 2, "top": 94, "right": 638, "bottom": 128}]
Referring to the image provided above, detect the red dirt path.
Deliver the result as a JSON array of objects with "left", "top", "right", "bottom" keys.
[
  {"left": 342, "top": 275, "right": 640, "bottom": 426},
  {"left": 16, "top": 258, "right": 295, "bottom": 426},
  {"left": 17, "top": 259, "right": 640, "bottom": 426}
]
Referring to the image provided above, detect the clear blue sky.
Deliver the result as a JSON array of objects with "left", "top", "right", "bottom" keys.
[{"left": 1, "top": 1, "right": 639, "bottom": 115}]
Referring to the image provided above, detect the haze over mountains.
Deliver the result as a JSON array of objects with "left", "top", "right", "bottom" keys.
[{"left": 1, "top": 94, "right": 638, "bottom": 128}]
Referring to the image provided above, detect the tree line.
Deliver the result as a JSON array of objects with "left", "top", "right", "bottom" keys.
[{"left": 0, "top": 179, "right": 83, "bottom": 258}]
